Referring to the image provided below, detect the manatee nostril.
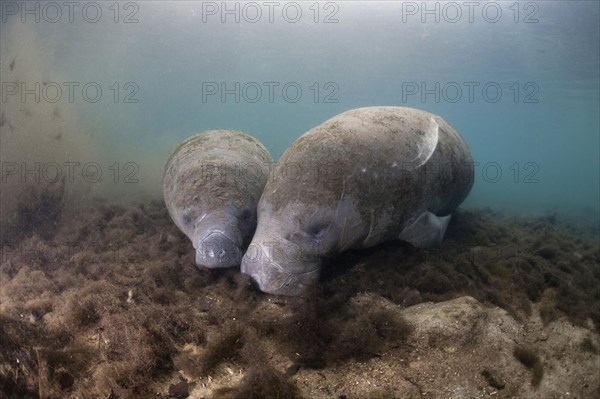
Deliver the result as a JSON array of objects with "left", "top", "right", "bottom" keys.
[
  {"left": 195, "top": 232, "right": 242, "bottom": 268},
  {"left": 200, "top": 241, "right": 235, "bottom": 258}
]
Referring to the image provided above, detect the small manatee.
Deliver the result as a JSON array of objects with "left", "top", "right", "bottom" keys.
[
  {"left": 241, "top": 107, "right": 474, "bottom": 295},
  {"left": 163, "top": 130, "right": 272, "bottom": 268}
]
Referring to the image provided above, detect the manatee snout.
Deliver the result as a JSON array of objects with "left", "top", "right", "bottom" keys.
[
  {"left": 192, "top": 212, "right": 245, "bottom": 268},
  {"left": 241, "top": 246, "right": 321, "bottom": 296},
  {"left": 241, "top": 225, "right": 322, "bottom": 296},
  {"left": 195, "top": 231, "right": 243, "bottom": 268}
]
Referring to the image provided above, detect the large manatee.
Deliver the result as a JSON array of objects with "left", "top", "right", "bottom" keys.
[
  {"left": 163, "top": 130, "right": 272, "bottom": 268},
  {"left": 241, "top": 107, "right": 474, "bottom": 295}
]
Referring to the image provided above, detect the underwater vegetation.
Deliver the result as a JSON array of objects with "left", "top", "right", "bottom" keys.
[
  {"left": 513, "top": 345, "right": 544, "bottom": 387},
  {"left": 0, "top": 183, "right": 65, "bottom": 246},
  {"left": 0, "top": 199, "right": 598, "bottom": 398},
  {"left": 481, "top": 368, "right": 506, "bottom": 390}
]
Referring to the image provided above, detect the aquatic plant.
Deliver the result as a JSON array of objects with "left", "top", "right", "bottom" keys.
[
  {"left": 580, "top": 336, "right": 599, "bottom": 354},
  {"left": 481, "top": 368, "right": 506, "bottom": 390},
  {"left": 487, "top": 262, "right": 513, "bottom": 280},
  {"left": 1, "top": 201, "right": 598, "bottom": 397},
  {"left": 197, "top": 321, "right": 245, "bottom": 376},
  {"left": 513, "top": 345, "right": 544, "bottom": 387},
  {"left": 7, "top": 182, "right": 65, "bottom": 243},
  {"left": 212, "top": 366, "right": 302, "bottom": 399}
]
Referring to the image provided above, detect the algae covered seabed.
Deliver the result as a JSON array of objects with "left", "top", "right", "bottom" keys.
[{"left": 1, "top": 200, "right": 599, "bottom": 399}]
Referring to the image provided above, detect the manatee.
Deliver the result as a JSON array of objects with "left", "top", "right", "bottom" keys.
[
  {"left": 163, "top": 130, "right": 272, "bottom": 268},
  {"left": 241, "top": 107, "right": 474, "bottom": 295}
]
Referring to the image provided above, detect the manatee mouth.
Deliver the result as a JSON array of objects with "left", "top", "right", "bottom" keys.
[
  {"left": 241, "top": 256, "right": 320, "bottom": 296},
  {"left": 195, "top": 231, "right": 242, "bottom": 268}
]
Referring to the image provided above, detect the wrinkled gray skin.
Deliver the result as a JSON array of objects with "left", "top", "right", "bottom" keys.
[
  {"left": 163, "top": 130, "right": 272, "bottom": 268},
  {"left": 241, "top": 107, "right": 474, "bottom": 295}
]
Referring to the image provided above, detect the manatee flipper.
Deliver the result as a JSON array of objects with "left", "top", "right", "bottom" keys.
[{"left": 398, "top": 211, "right": 451, "bottom": 248}]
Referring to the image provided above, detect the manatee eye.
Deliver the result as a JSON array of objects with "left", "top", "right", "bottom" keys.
[
  {"left": 181, "top": 213, "right": 193, "bottom": 228},
  {"left": 240, "top": 208, "right": 252, "bottom": 222},
  {"left": 306, "top": 224, "right": 328, "bottom": 240}
]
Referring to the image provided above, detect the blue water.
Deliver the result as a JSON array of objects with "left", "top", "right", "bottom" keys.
[{"left": 1, "top": 1, "right": 598, "bottom": 221}]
